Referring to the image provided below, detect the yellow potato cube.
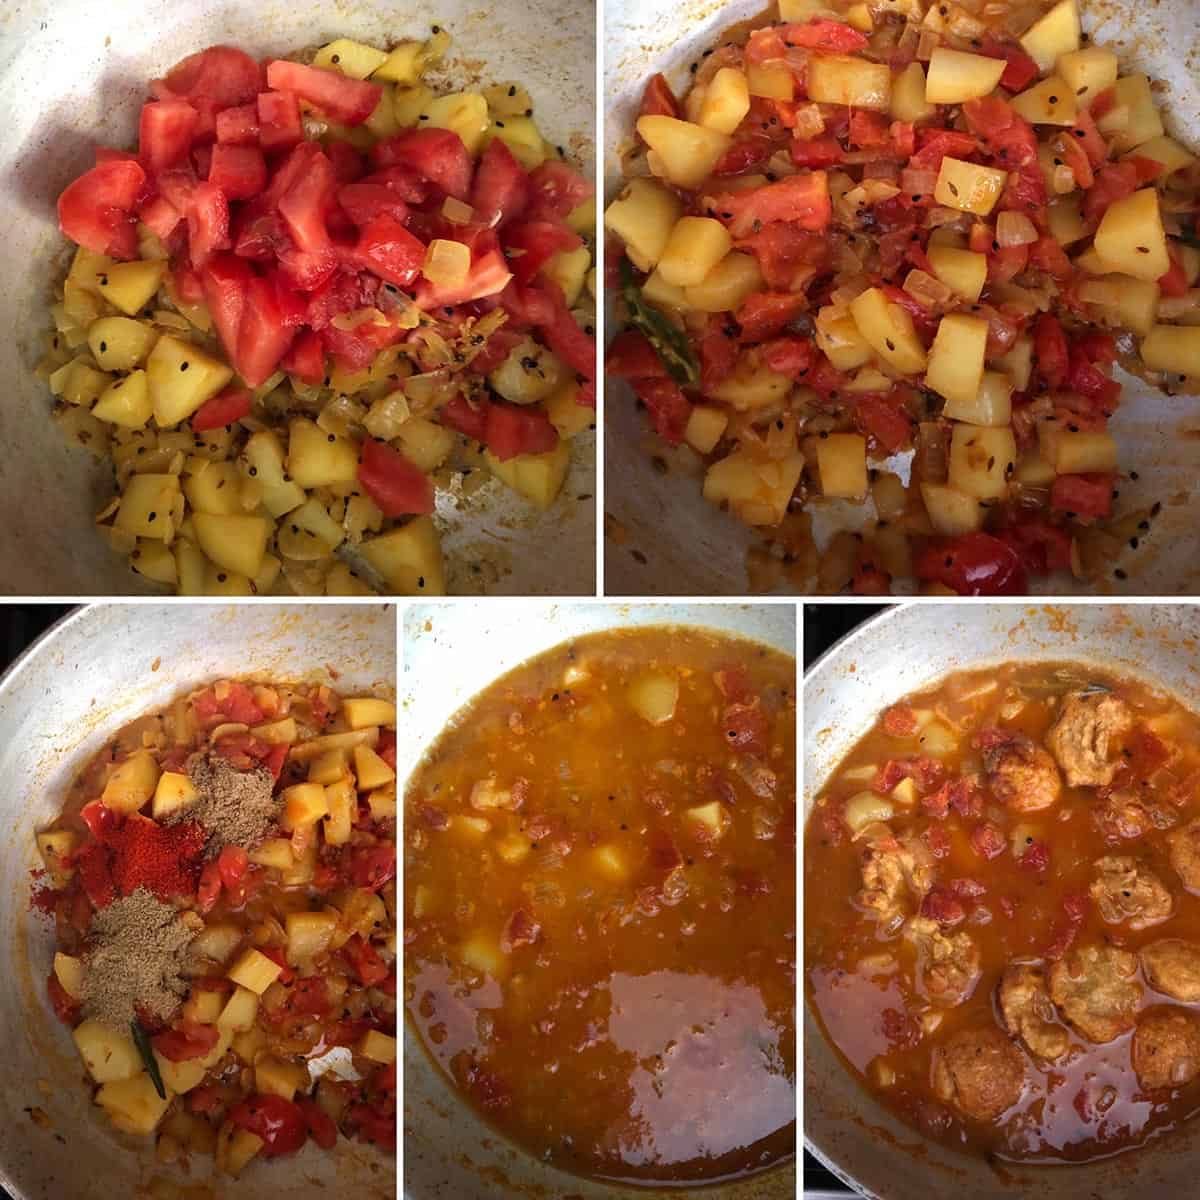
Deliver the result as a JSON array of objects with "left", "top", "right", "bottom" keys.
[
  {"left": 1010, "top": 77, "right": 1076, "bottom": 126},
  {"left": 73, "top": 1020, "right": 142, "bottom": 1084},
  {"left": 1057, "top": 47, "right": 1118, "bottom": 108},
  {"left": 924, "top": 48, "right": 1006, "bottom": 104},
  {"left": 255, "top": 1056, "right": 309, "bottom": 1101},
  {"left": 1093, "top": 188, "right": 1169, "bottom": 281},
  {"left": 1019, "top": 0, "right": 1080, "bottom": 73},
  {"left": 747, "top": 62, "right": 794, "bottom": 101},
  {"left": 710, "top": 355, "right": 791, "bottom": 411},
  {"left": 359, "top": 1030, "right": 397, "bottom": 1064},
  {"left": 485, "top": 441, "right": 571, "bottom": 510},
  {"left": 683, "top": 251, "right": 764, "bottom": 312},
  {"left": 496, "top": 832, "right": 532, "bottom": 865},
  {"left": 218, "top": 986, "right": 260, "bottom": 1032},
  {"left": 684, "top": 801, "right": 732, "bottom": 841},
  {"left": 146, "top": 334, "right": 232, "bottom": 427},
  {"left": 54, "top": 953, "right": 83, "bottom": 1000},
  {"left": 285, "top": 911, "right": 339, "bottom": 964},
  {"left": 343, "top": 696, "right": 396, "bottom": 730},
  {"left": 190, "top": 921, "right": 243, "bottom": 965},
  {"left": 231, "top": 1025, "right": 268, "bottom": 1064},
  {"left": 227, "top": 948, "right": 284, "bottom": 995},
  {"left": 183, "top": 990, "right": 225, "bottom": 1025},
  {"left": 926, "top": 245, "right": 987, "bottom": 303},
  {"left": 920, "top": 481, "right": 986, "bottom": 534},
  {"left": 807, "top": 55, "right": 891, "bottom": 110},
  {"left": 816, "top": 307, "right": 874, "bottom": 371},
  {"left": 324, "top": 777, "right": 356, "bottom": 846},
  {"left": 817, "top": 434, "right": 868, "bottom": 501},
  {"left": 93, "top": 368, "right": 156, "bottom": 431},
  {"left": 948, "top": 423, "right": 1016, "bottom": 500},
  {"left": 96, "top": 260, "right": 166, "bottom": 317},
  {"left": 542, "top": 244, "right": 591, "bottom": 307},
  {"left": 353, "top": 744, "right": 395, "bottom": 790},
  {"left": 849, "top": 287, "right": 927, "bottom": 374},
  {"left": 1141, "top": 326, "right": 1200, "bottom": 378},
  {"left": 636, "top": 115, "right": 731, "bottom": 188},
  {"left": 935, "top": 157, "right": 1008, "bottom": 216},
  {"left": 657, "top": 218, "right": 734, "bottom": 288},
  {"left": 192, "top": 512, "right": 271, "bottom": 580},
  {"left": 460, "top": 931, "right": 507, "bottom": 977},
  {"left": 102, "top": 749, "right": 160, "bottom": 814},
  {"left": 891, "top": 62, "right": 934, "bottom": 122},
  {"left": 282, "top": 782, "right": 330, "bottom": 831},
  {"left": 424, "top": 92, "right": 490, "bottom": 156},
  {"left": 37, "top": 830, "right": 79, "bottom": 886},
  {"left": 155, "top": 1054, "right": 207, "bottom": 1096},
  {"left": 926, "top": 313, "right": 988, "bottom": 407},
  {"left": 545, "top": 379, "right": 595, "bottom": 439},
  {"left": 1106, "top": 75, "right": 1163, "bottom": 152},
  {"left": 313, "top": 38, "right": 388, "bottom": 79},
  {"left": 703, "top": 450, "right": 804, "bottom": 526},
  {"left": 1052, "top": 430, "right": 1118, "bottom": 473},
  {"left": 684, "top": 404, "right": 729, "bottom": 455},
  {"left": 248, "top": 838, "right": 294, "bottom": 870},
  {"left": 96, "top": 1073, "right": 172, "bottom": 1136},
  {"left": 698, "top": 68, "right": 751, "bottom": 135},
  {"left": 87, "top": 317, "right": 158, "bottom": 372},
  {"left": 308, "top": 749, "right": 349, "bottom": 785},
  {"left": 359, "top": 516, "right": 446, "bottom": 596},
  {"left": 942, "top": 370, "right": 1012, "bottom": 426},
  {"left": 218, "top": 1126, "right": 264, "bottom": 1177},
  {"left": 151, "top": 771, "right": 198, "bottom": 820},
  {"left": 367, "top": 782, "right": 397, "bottom": 821},
  {"left": 603, "top": 178, "right": 683, "bottom": 271},
  {"left": 1124, "top": 135, "right": 1196, "bottom": 178},
  {"left": 115, "top": 473, "right": 181, "bottom": 541},
  {"left": 287, "top": 417, "right": 358, "bottom": 488},
  {"left": 1047, "top": 197, "right": 1088, "bottom": 247},
  {"left": 591, "top": 844, "right": 630, "bottom": 881}
]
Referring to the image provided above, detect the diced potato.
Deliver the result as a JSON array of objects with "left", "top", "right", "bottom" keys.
[
  {"left": 807, "top": 55, "right": 891, "bottom": 110},
  {"left": 313, "top": 38, "right": 388, "bottom": 79},
  {"left": 747, "top": 62, "right": 795, "bottom": 101},
  {"left": 394, "top": 82, "right": 434, "bottom": 128},
  {"left": 350, "top": 745, "right": 393, "bottom": 791},
  {"left": 604, "top": 178, "right": 691, "bottom": 273},
  {"left": 485, "top": 441, "right": 571, "bottom": 510},
  {"left": 684, "top": 404, "right": 729, "bottom": 455},
  {"left": 154, "top": 1054, "right": 207, "bottom": 1096},
  {"left": 942, "top": 370, "right": 1012, "bottom": 426},
  {"left": 372, "top": 40, "right": 425, "bottom": 85},
  {"left": 1052, "top": 430, "right": 1118, "bottom": 473},
  {"left": 545, "top": 380, "right": 595, "bottom": 439},
  {"left": 627, "top": 672, "right": 679, "bottom": 724},
  {"left": 88, "top": 317, "right": 158, "bottom": 372},
  {"left": 1057, "top": 46, "right": 1118, "bottom": 108},
  {"left": 460, "top": 931, "right": 507, "bottom": 977},
  {"left": 287, "top": 417, "right": 358, "bottom": 487},
  {"left": 816, "top": 307, "right": 874, "bottom": 370},
  {"left": 683, "top": 251, "right": 764, "bottom": 312},
  {"left": 1047, "top": 197, "right": 1088, "bottom": 247},
  {"left": 184, "top": 460, "right": 245, "bottom": 516},
  {"left": 891, "top": 777, "right": 919, "bottom": 807},
  {"left": 115, "top": 473, "right": 181, "bottom": 540},
  {"left": 483, "top": 114, "right": 546, "bottom": 170},
  {"left": 636, "top": 115, "right": 731, "bottom": 188},
  {"left": 193, "top": 512, "right": 271, "bottom": 579},
  {"left": 1125, "top": 135, "right": 1196, "bottom": 178},
  {"left": 359, "top": 516, "right": 446, "bottom": 595},
  {"left": 102, "top": 748, "right": 160, "bottom": 813},
  {"left": 50, "top": 357, "right": 112, "bottom": 407},
  {"left": 285, "top": 911, "right": 339, "bottom": 964},
  {"left": 817, "top": 433, "right": 868, "bottom": 500},
  {"left": 190, "top": 921, "right": 242, "bottom": 965},
  {"left": 1094, "top": 188, "right": 1168, "bottom": 281},
  {"left": 422, "top": 238, "right": 470, "bottom": 287},
  {"left": 1019, "top": 0, "right": 1080, "bottom": 73},
  {"left": 183, "top": 989, "right": 225, "bottom": 1026},
  {"left": 1107, "top": 75, "right": 1164, "bottom": 151},
  {"left": 151, "top": 771, "right": 198, "bottom": 820},
  {"left": 73, "top": 1020, "right": 142, "bottom": 1084},
  {"left": 844, "top": 791, "right": 893, "bottom": 834},
  {"left": 1141, "top": 326, "right": 1200, "bottom": 377},
  {"left": 698, "top": 68, "right": 751, "bottom": 135},
  {"left": 324, "top": 776, "right": 356, "bottom": 846},
  {"left": 1015, "top": 451, "right": 1056, "bottom": 486},
  {"left": 891, "top": 62, "right": 934, "bottom": 122},
  {"left": 255, "top": 1056, "right": 309, "bottom": 1102},
  {"left": 308, "top": 750, "right": 349, "bottom": 785},
  {"left": 231, "top": 1025, "right": 268, "bottom": 1066},
  {"left": 145, "top": 335, "right": 232, "bottom": 427},
  {"left": 54, "top": 952, "right": 83, "bottom": 1000},
  {"left": 642, "top": 268, "right": 688, "bottom": 310},
  {"left": 849, "top": 287, "right": 927, "bottom": 373},
  {"left": 1010, "top": 76, "right": 1076, "bottom": 126},
  {"left": 239, "top": 430, "right": 305, "bottom": 518},
  {"left": 657, "top": 217, "right": 734, "bottom": 287},
  {"left": 227, "top": 948, "right": 283, "bottom": 996},
  {"left": 924, "top": 48, "right": 1006, "bottom": 104},
  {"left": 96, "top": 260, "right": 166, "bottom": 316},
  {"left": 282, "top": 782, "right": 330, "bottom": 830},
  {"left": 934, "top": 157, "right": 1007, "bottom": 216},
  {"left": 359, "top": 1030, "right": 397, "bottom": 1064},
  {"left": 542, "top": 244, "right": 591, "bottom": 307},
  {"left": 496, "top": 832, "right": 532, "bottom": 865},
  {"left": 683, "top": 801, "right": 732, "bottom": 842},
  {"left": 92, "top": 371, "right": 152, "bottom": 430},
  {"left": 424, "top": 92, "right": 489, "bottom": 156},
  {"left": 216, "top": 986, "right": 260, "bottom": 1034},
  {"left": 591, "top": 843, "right": 631, "bottom": 881},
  {"left": 1082, "top": 274, "right": 1160, "bottom": 336},
  {"left": 948, "top": 423, "right": 1016, "bottom": 500},
  {"left": 710, "top": 354, "right": 791, "bottom": 411},
  {"left": 218, "top": 1126, "right": 264, "bottom": 1177},
  {"left": 703, "top": 450, "right": 803, "bottom": 525},
  {"left": 926, "top": 313, "right": 988, "bottom": 406},
  {"left": 367, "top": 782, "right": 397, "bottom": 820},
  {"left": 248, "top": 838, "right": 294, "bottom": 871},
  {"left": 37, "top": 830, "right": 79, "bottom": 886},
  {"left": 872, "top": 472, "right": 908, "bottom": 521},
  {"left": 96, "top": 1073, "right": 172, "bottom": 1136},
  {"left": 920, "top": 481, "right": 986, "bottom": 534},
  {"left": 451, "top": 814, "right": 491, "bottom": 841},
  {"left": 489, "top": 336, "right": 565, "bottom": 404},
  {"left": 926, "top": 244, "right": 987, "bottom": 303}
]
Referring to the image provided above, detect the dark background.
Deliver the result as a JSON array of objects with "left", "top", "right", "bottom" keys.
[{"left": 802, "top": 603, "right": 888, "bottom": 1195}]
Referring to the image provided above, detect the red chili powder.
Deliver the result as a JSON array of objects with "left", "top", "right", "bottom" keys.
[
  {"left": 29, "top": 868, "right": 59, "bottom": 915},
  {"left": 78, "top": 816, "right": 208, "bottom": 907}
]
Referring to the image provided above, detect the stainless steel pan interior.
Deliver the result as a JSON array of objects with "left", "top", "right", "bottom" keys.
[
  {"left": 603, "top": 0, "right": 1200, "bottom": 596},
  {"left": 401, "top": 600, "right": 797, "bottom": 1200},
  {"left": 0, "top": 0, "right": 595, "bottom": 596},
  {"left": 0, "top": 601, "right": 395, "bottom": 1200},
  {"left": 804, "top": 601, "right": 1200, "bottom": 1200}
]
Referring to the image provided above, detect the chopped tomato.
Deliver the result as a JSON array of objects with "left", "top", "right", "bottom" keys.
[
  {"left": 998, "top": 520, "right": 1073, "bottom": 574},
  {"left": 344, "top": 845, "right": 397, "bottom": 892},
  {"left": 854, "top": 391, "right": 913, "bottom": 455},
  {"left": 1033, "top": 312, "right": 1070, "bottom": 391},
  {"left": 469, "top": 138, "right": 530, "bottom": 227},
  {"left": 605, "top": 329, "right": 666, "bottom": 380},
  {"left": 264, "top": 60, "right": 381, "bottom": 126},
  {"left": 215, "top": 102, "right": 258, "bottom": 145},
  {"left": 47, "top": 972, "right": 80, "bottom": 1026},
  {"left": 1029, "top": 236, "right": 1073, "bottom": 281},
  {"left": 1069, "top": 109, "right": 1108, "bottom": 169},
  {"left": 908, "top": 129, "right": 977, "bottom": 173},
  {"left": 153, "top": 1021, "right": 221, "bottom": 1063},
  {"left": 277, "top": 148, "right": 336, "bottom": 255},
  {"left": 716, "top": 138, "right": 776, "bottom": 175},
  {"left": 711, "top": 173, "right": 831, "bottom": 237},
  {"left": 57, "top": 159, "right": 146, "bottom": 258},
  {"left": 163, "top": 45, "right": 262, "bottom": 111},
  {"left": 236, "top": 274, "right": 297, "bottom": 388},
  {"left": 208, "top": 143, "right": 267, "bottom": 201},
  {"left": 187, "top": 180, "right": 231, "bottom": 269},
  {"left": 139, "top": 100, "right": 199, "bottom": 171},
  {"left": 296, "top": 1097, "right": 338, "bottom": 1150},
  {"left": 197, "top": 860, "right": 222, "bottom": 914},
  {"left": 256, "top": 90, "right": 303, "bottom": 152},
  {"left": 341, "top": 935, "right": 390, "bottom": 987},
  {"left": 1158, "top": 252, "right": 1189, "bottom": 298},
  {"left": 738, "top": 221, "right": 828, "bottom": 290},
  {"left": 1050, "top": 472, "right": 1114, "bottom": 520},
  {"left": 848, "top": 110, "right": 890, "bottom": 148},
  {"left": 526, "top": 161, "right": 593, "bottom": 223},
  {"left": 913, "top": 532, "right": 1029, "bottom": 596},
  {"left": 789, "top": 137, "right": 845, "bottom": 168},
  {"left": 139, "top": 194, "right": 183, "bottom": 242},
  {"left": 371, "top": 128, "right": 472, "bottom": 200},
  {"left": 761, "top": 336, "right": 816, "bottom": 379},
  {"left": 441, "top": 394, "right": 491, "bottom": 442},
  {"left": 229, "top": 1094, "right": 308, "bottom": 1158},
  {"left": 199, "top": 253, "right": 253, "bottom": 363},
  {"left": 1083, "top": 162, "right": 1138, "bottom": 225},
  {"left": 191, "top": 387, "right": 252, "bottom": 431},
  {"left": 503, "top": 220, "right": 582, "bottom": 286},
  {"left": 484, "top": 404, "right": 559, "bottom": 461},
  {"left": 280, "top": 327, "right": 326, "bottom": 384},
  {"left": 193, "top": 680, "right": 266, "bottom": 726},
  {"left": 736, "top": 292, "right": 806, "bottom": 343},
  {"left": 632, "top": 377, "right": 691, "bottom": 446},
  {"left": 700, "top": 317, "right": 739, "bottom": 391},
  {"left": 640, "top": 72, "right": 680, "bottom": 119},
  {"left": 781, "top": 17, "right": 868, "bottom": 51},
  {"left": 358, "top": 438, "right": 435, "bottom": 517},
  {"left": 979, "top": 38, "right": 1041, "bottom": 92},
  {"left": 352, "top": 213, "right": 426, "bottom": 288},
  {"left": 216, "top": 845, "right": 249, "bottom": 892}
]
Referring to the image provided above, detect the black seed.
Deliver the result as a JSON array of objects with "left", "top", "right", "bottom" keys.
[
  {"left": 1130, "top": 470, "right": 1139, "bottom": 480},
  {"left": 418, "top": 575, "right": 426, "bottom": 588},
  {"left": 217, "top": 572, "right": 227, "bottom": 582},
  {"left": 99, "top": 341, "right": 107, "bottom": 352},
  {"left": 508, "top": 85, "right": 517, "bottom": 97},
  {"left": 331, "top": 54, "right": 340, "bottom": 63},
  {"left": 1114, "top": 568, "right": 1127, "bottom": 579},
  {"left": 180, "top": 362, "right": 189, "bottom": 371},
  {"left": 496, "top": 120, "right": 505, "bottom": 128},
  {"left": 327, "top": 434, "right": 336, "bottom": 442},
  {"left": 148, "top": 511, "right": 157, "bottom": 522},
  {"left": 248, "top": 466, "right": 257, "bottom": 476}
]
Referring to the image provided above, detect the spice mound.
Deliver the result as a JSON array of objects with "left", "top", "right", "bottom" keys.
[
  {"left": 80, "top": 890, "right": 195, "bottom": 1030},
  {"left": 179, "top": 753, "right": 280, "bottom": 855},
  {"left": 76, "top": 815, "right": 207, "bottom": 907}
]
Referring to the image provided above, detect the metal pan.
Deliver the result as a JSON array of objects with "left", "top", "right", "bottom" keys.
[
  {"left": 401, "top": 600, "right": 797, "bottom": 1199},
  {"left": 803, "top": 601, "right": 1200, "bottom": 1199},
  {"left": 0, "top": 0, "right": 595, "bottom": 596},
  {"left": 603, "top": 0, "right": 1200, "bottom": 596},
  {"left": 0, "top": 602, "right": 395, "bottom": 1200}
]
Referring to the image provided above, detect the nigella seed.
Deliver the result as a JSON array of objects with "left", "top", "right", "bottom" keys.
[{"left": 180, "top": 362, "right": 189, "bottom": 371}]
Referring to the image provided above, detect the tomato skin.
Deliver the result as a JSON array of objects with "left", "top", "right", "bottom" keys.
[
  {"left": 357, "top": 439, "right": 435, "bottom": 517},
  {"left": 197, "top": 861, "right": 222, "bottom": 914},
  {"left": 632, "top": 377, "right": 691, "bottom": 447},
  {"left": 280, "top": 327, "right": 325, "bottom": 385},
  {"left": 699, "top": 317, "right": 738, "bottom": 391},
  {"left": 344, "top": 844, "right": 397, "bottom": 892},
  {"left": 236, "top": 274, "right": 297, "bottom": 388},
  {"left": 215, "top": 103, "right": 258, "bottom": 146},
  {"left": 140, "top": 194, "right": 183, "bottom": 241},
  {"left": 217, "top": 845, "right": 249, "bottom": 891},
  {"left": 164, "top": 46, "right": 262, "bottom": 111},
  {"left": 735, "top": 292, "right": 807, "bottom": 343},
  {"left": 979, "top": 38, "right": 1041, "bottom": 92},
  {"left": 470, "top": 138, "right": 530, "bottom": 228},
  {"left": 256, "top": 90, "right": 303, "bottom": 152},
  {"left": 1158, "top": 253, "right": 1189, "bottom": 298},
  {"left": 997, "top": 520, "right": 1073, "bottom": 574},
  {"left": 639, "top": 72, "right": 680, "bottom": 120},
  {"left": 605, "top": 329, "right": 666, "bottom": 381},
  {"left": 854, "top": 391, "right": 913, "bottom": 455},
  {"left": 526, "top": 161, "right": 593, "bottom": 223},
  {"left": 277, "top": 149, "right": 336, "bottom": 255},
  {"left": 296, "top": 1097, "right": 339, "bottom": 1150},
  {"left": 484, "top": 404, "right": 560, "bottom": 461},
  {"left": 1083, "top": 161, "right": 1138, "bottom": 224},
  {"left": 789, "top": 137, "right": 844, "bottom": 168},
  {"left": 57, "top": 160, "right": 146, "bottom": 258},
  {"left": 848, "top": 110, "right": 890, "bottom": 148},
  {"left": 187, "top": 180, "right": 231, "bottom": 269},
  {"left": 139, "top": 100, "right": 199, "bottom": 171},
  {"left": 1033, "top": 313, "right": 1070, "bottom": 391},
  {"left": 914, "top": 532, "right": 1029, "bottom": 596},
  {"left": 1050, "top": 472, "right": 1114, "bottom": 520},
  {"left": 440, "top": 394, "right": 491, "bottom": 442},
  {"left": 191, "top": 386, "right": 252, "bottom": 432},
  {"left": 503, "top": 220, "right": 582, "bottom": 286},
  {"left": 781, "top": 17, "right": 868, "bottom": 51},
  {"left": 341, "top": 934, "right": 390, "bottom": 987},
  {"left": 265, "top": 60, "right": 381, "bottom": 126},
  {"left": 371, "top": 128, "right": 473, "bottom": 200},
  {"left": 152, "top": 1021, "right": 220, "bottom": 1063},
  {"left": 715, "top": 138, "right": 775, "bottom": 175},
  {"left": 908, "top": 129, "right": 977, "bottom": 173},
  {"left": 336, "top": 182, "right": 409, "bottom": 228},
  {"left": 208, "top": 143, "right": 267, "bottom": 202},
  {"left": 711, "top": 173, "right": 831, "bottom": 237},
  {"left": 229, "top": 1094, "right": 309, "bottom": 1158}
]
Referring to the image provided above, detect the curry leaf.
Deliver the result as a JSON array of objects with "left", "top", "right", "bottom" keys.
[
  {"left": 131, "top": 1019, "right": 166, "bottom": 1100},
  {"left": 620, "top": 257, "right": 699, "bottom": 387}
]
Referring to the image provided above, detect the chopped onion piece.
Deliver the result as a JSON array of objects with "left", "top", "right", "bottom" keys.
[
  {"left": 441, "top": 197, "right": 475, "bottom": 224},
  {"left": 996, "top": 211, "right": 1038, "bottom": 247},
  {"left": 422, "top": 239, "right": 471, "bottom": 287}
]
